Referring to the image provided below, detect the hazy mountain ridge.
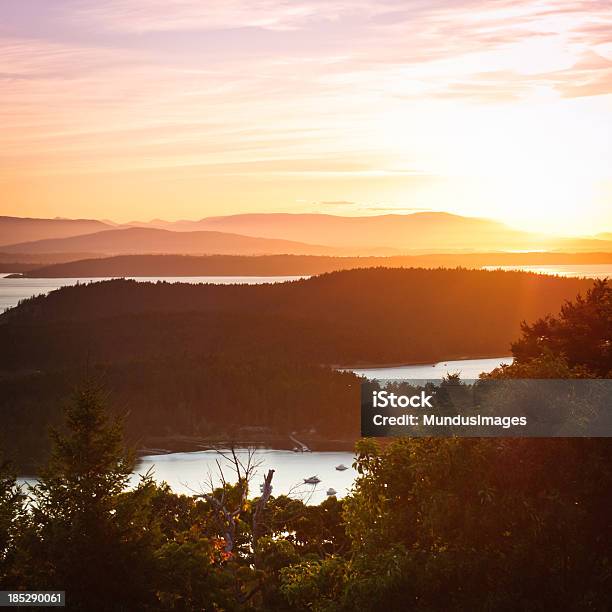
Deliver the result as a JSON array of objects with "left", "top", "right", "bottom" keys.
[
  {"left": 129, "top": 212, "right": 528, "bottom": 250},
  {"left": 110, "top": 212, "right": 612, "bottom": 253},
  {"left": 3, "top": 213, "right": 612, "bottom": 257},
  {"left": 0, "top": 226, "right": 346, "bottom": 256}
]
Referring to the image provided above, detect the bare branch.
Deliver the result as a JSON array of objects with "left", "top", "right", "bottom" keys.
[{"left": 252, "top": 468, "right": 275, "bottom": 565}]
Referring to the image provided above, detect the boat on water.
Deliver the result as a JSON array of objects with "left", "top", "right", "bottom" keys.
[
  {"left": 303, "top": 475, "right": 321, "bottom": 485},
  {"left": 335, "top": 464, "right": 348, "bottom": 471}
]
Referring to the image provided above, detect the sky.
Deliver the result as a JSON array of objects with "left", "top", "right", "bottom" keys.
[{"left": 1, "top": 0, "right": 611, "bottom": 235}]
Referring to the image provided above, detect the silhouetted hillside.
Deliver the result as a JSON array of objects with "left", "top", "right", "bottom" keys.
[
  {"left": 0, "top": 268, "right": 595, "bottom": 468},
  {"left": 0, "top": 267, "right": 592, "bottom": 334}
]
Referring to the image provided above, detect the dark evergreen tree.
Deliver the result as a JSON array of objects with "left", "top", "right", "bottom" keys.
[
  {"left": 26, "top": 382, "right": 157, "bottom": 611},
  {"left": 511, "top": 279, "right": 611, "bottom": 376}
]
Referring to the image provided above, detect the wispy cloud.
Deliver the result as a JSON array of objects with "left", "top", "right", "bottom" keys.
[
  {"left": 68, "top": 0, "right": 409, "bottom": 33},
  {"left": 0, "top": 1, "right": 611, "bottom": 231}
]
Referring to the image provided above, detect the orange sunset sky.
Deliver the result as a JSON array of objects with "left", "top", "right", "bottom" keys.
[{"left": 1, "top": 1, "right": 611, "bottom": 235}]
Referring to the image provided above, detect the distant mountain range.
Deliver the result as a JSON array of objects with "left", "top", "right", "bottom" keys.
[
  {"left": 130, "top": 212, "right": 612, "bottom": 253},
  {"left": 140, "top": 212, "right": 519, "bottom": 251},
  {"left": 1, "top": 213, "right": 612, "bottom": 257},
  {"left": 0, "top": 227, "right": 342, "bottom": 256}
]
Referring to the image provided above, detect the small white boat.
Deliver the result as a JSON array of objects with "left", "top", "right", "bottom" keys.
[
  {"left": 326, "top": 488, "right": 337, "bottom": 496},
  {"left": 303, "top": 475, "right": 321, "bottom": 485},
  {"left": 335, "top": 464, "right": 348, "bottom": 471}
]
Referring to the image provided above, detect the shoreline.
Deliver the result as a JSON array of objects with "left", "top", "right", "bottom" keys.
[
  {"left": 2, "top": 272, "right": 310, "bottom": 280},
  {"left": 17, "top": 438, "right": 358, "bottom": 477},
  {"left": 135, "top": 433, "right": 357, "bottom": 458},
  {"left": 335, "top": 354, "right": 513, "bottom": 370}
]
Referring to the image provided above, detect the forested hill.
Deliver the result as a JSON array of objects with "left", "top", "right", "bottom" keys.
[
  {"left": 0, "top": 268, "right": 592, "bottom": 368},
  {"left": 0, "top": 268, "right": 594, "bottom": 469}
]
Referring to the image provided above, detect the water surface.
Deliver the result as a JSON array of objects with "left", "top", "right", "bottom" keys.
[
  {"left": 17, "top": 356, "right": 511, "bottom": 500},
  {"left": 345, "top": 356, "right": 513, "bottom": 380},
  {"left": 481, "top": 264, "right": 612, "bottom": 279},
  {"left": 19, "top": 449, "right": 357, "bottom": 506},
  {"left": 132, "top": 448, "right": 356, "bottom": 504}
]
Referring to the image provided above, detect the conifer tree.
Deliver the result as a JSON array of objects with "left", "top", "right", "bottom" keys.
[{"left": 29, "top": 382, "right": 155, "bottom": 611}]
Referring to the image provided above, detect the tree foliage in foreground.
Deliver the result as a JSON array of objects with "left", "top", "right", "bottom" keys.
[
  {"left": 0, "top": 383, "right": 348, "bottom": 610},
  {"left": 499, "top": 278, "right": 612, "bottom": 378},
  {"left": 293, "top": 434, "right": 610, "bottom": 612},
  {"left": 0, "top": 281, "right": 610, "bottom": 610},
  {"left": 279, "top": 281, "right": 612, "bottom": 611}
]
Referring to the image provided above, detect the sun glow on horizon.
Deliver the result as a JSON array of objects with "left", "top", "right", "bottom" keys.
[{"left": 1, "top": 1, "right": 611, "bottom": 235}]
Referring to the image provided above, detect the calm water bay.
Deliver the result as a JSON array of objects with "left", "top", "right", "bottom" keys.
[
  {"left": 125, "top": 355, "right": 510, "bottom": 499},
  {"left": 19, "top": 449, "right": 357, "bottom": 505},
  {"left": 16, "top": 355, "right": 508, "bottom": 500},
  {"left": 347, "top": 356, "right": 513, "bottom": 380},
  {"left": 132, "top": 449, "right": 357, "bottom": 504}
]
